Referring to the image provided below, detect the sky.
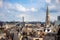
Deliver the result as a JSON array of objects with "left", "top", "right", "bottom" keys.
[{"left": 0, "top": 0, "right": 60, "bottom": 22}]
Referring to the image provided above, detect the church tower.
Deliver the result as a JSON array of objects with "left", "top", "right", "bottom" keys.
[{"left": 45, "top": 6, "right": 50, "bottom": 27}]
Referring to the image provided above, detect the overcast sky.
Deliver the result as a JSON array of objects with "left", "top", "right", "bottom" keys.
[{"left": 0, "top": 0, "right": 60, "bottom": 22}]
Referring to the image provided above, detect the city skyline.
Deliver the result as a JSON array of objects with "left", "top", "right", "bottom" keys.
[{"left": 0, "top": 0, "right": 60, "bottom": 22}]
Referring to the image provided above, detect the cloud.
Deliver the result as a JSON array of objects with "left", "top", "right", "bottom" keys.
[
  {"left": 50, "top": 13, "right": 60, "bottom": 22},
  {"left": 15, "top": 3, "right": 27, "bottom": 12},
  {"left": 48, "top": 3, "right": 60, "bottom": 13},
  {"left": 30, "top": 8, "right": 37, "bottom": 12},
  {"left": 46, "top": 0, "right": 51, "bottom": 3},
  {"left": 0, "top": 0, "right": 3, "bottom": 7},
  {"left": 0, "top": 0, "right": 60, "bottom": 22},
  {"left": 4, "top": 3, "right": 37, "bottom": 12},
  {"left": 15, "top": 4, "right": 37, "bottom": 12},
  {"left": 0, "top": 13, "right": 5, "bottom": 17},
  {"left": 49, "top": 5, "right": 56, "bottom": 10},
  {"left": 0, "top": 13, "right": 6, "bottom": 21},
  {"left": 56, "top": 0, "right": 60, "bottom": 3},
  {"left": 48, "top": 4, "right": 59, "bottom": 13},
  {"left": 16, "top": 14, "right": 27, "bottom": 18},
  {"left": 50, "top": 15, "right": 57, "bottom": 22}
]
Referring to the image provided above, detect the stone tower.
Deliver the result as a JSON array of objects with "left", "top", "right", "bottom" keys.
[
  {"left": 22, "top": 16, "right": 25, "bottom": 27},
  {"left": 45, "top": 6, "right": 50, "bottom": 27}
]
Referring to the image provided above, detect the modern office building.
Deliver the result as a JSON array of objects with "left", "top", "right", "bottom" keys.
[
  {"left": 58, "top": 16, "right": 60, "bottom": 21},
  {"left": 55, "top": 16, "right": 60, "bottom": 26}
]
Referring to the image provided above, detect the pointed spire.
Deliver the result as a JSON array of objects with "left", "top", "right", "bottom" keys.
[
  {"left": 46, "top": 5, "right": 48, "bottom": 15},
  {"left": 46, "top": 5, "right": 50, "bottom": 27}
]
